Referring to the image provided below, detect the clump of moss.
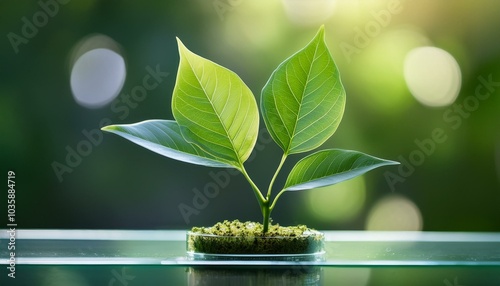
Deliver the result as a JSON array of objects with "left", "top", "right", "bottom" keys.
[{"left": 187, "top": 220, "right": 324, "bottom": 255}]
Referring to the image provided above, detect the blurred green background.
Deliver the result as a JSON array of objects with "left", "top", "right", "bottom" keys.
[{"left": 1, "top": 0, "right": 499, "bottom": 231}]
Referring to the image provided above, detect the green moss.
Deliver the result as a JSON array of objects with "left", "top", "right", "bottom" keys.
[{"left": 187, "top": 220, "right": 324, "bottom": 255}]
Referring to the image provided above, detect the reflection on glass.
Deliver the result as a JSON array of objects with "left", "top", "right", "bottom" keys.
[
  {"left": 323, "top": 267, "right": 371, "bottom": 286},
  {"left": 187, "top": 266, "right": 322, "bottom": 286},
  {"left": 41, "top": 267, "right": 89, "bottom": 286}
]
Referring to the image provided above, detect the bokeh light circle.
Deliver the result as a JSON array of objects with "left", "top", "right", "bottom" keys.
[
  {"left": 404, "top": 46, "right": 461, "bottom": 107},
  {"left": 365, "top": 194, "right": 423, "bottom": 231},
  {"left": 70, "top": 48, "right": 126, "bottom": 108},
  {"left": 307, "top": 176, "right": 366, "bottom": 223}
]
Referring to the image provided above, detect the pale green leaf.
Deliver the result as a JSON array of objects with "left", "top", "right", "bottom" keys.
[
  {"left": 284, "top": 149, "right": 399, "bottom": 191},
  {"left": 261, "top": 26, "right": 346, "bottom": 155},
  {"left": 101, "top": 120, "right": 232, "bottom": 168},
  {"left": 172, "top": 38, "right": 259, "bottom": 168}
]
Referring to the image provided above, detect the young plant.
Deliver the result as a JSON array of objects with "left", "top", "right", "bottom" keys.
[{"left": 102, "top": 26, "right": 398, "bottom": 233}]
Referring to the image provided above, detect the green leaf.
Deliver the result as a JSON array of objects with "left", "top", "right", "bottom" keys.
[
  {"left": 101, "top": 120, "right": 232, "bottom": 168},
  {"left": 261, "top": 26, "right": 346, "bottom": 155},
  {"left": 284, "top": 149, "right": 399, "bottom": 191},
  {"left": 172, "top": 38, "right": 259, "bottom": 168}
]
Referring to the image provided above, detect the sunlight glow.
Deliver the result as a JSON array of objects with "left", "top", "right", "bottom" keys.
[
  {"left": 350, "top": 27, "right": 431, "bottom": 112},
  {"left": 404, "top": 47, "right": 461, "bottom": 107},
  {"left": 282, "top": 0, "right": 337, "bottom": 26}
]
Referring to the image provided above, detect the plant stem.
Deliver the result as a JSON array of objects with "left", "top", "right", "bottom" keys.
[
  {"left": 240, "top": 165, "right": 271, "bottom": 233},
  {"left": 266, "top": 153, "right": 288, "bottom": 200},
  {"left": 239, "top": 152, "right": 288, "bottom": 234},
  {"left": 262, "top": 200, "right": 271, "bottom": 233},
  {"left": 239, "top": 165, "right": 265, "bottom": 207},
  {"left": 269, "top": 188, "right": 287, "bottom": 211},
  {"left": 261, "top": 153, "right": 288, "bottom": 233}
]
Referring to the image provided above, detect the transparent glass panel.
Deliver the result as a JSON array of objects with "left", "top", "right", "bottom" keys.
[{"left": 1, "top": 230, "right": 499, "bottom": 285}]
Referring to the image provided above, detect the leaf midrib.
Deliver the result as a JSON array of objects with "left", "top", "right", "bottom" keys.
[
  {"left": 183, "top": 52, "right": 243, "bottom": 166},
  {"left": 284, "top": 37, "right": 322, "bottom": 154},
  {"left": 288, "top": 154, "right": 384, "bottom": 189}
]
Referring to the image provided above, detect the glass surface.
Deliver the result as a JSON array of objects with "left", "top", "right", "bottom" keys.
[{"left": 1, "top": 230, "right": 500, "bottom": 285}]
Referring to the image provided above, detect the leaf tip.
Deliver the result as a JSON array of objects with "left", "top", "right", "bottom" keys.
[
  {"left": 175, "top": 37, "right": 184, "bottom": 47},
  {"left": 176, "top": 37, "right": 190, "bottom": 57},
  {"left": 382, "top": 159, "right": 400, "bottom": 166},
  {"left": 390, "top": 160, "right": 401, "bottom": 165},
  {"left": 101, "top": 125, "right": 116, "bottom": 132},
  {"left": 317, "top": 25, "right": 326, "bottom": 39}
]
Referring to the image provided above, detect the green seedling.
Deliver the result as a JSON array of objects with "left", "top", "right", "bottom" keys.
[{"left": 102, "top": 26, "right": 398, "bottom": 234}]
